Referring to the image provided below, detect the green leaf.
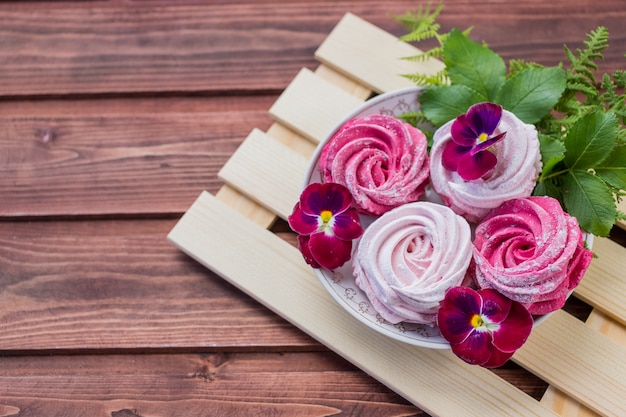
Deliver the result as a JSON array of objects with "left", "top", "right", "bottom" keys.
[
  {"left": 562, "top": 170, "right": 616, "bottom": 236},
  {"left": 533, "top": 178, "right": 563, "bottom": 201},
  {"left": 420, "top": 84, "right": 484, "bottom": 126},
  {"left": 564, "top": 110, "right": 619, "bottom": 169},
  {"left": 495, "top": 67, "right": 566, "bottom": 124},
  {"left": 443, "top": 29, "right": 506, "bottom": 101},
  {"left": 595, "top": 144, "right": 626, "bottom": 190},
  {"left": 538, "top": 134, "right": 565, "bottom": 179}
]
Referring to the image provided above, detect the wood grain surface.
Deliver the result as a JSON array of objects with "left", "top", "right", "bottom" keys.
[{"left": 1, "top": 1, "right": 625, "bottom": 416}]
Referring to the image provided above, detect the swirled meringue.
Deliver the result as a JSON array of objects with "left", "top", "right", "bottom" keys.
[
  {"left": 429, "top": 109, "right": 542, "bottom": 223},
  {"left": 353, "top": 201, "right": 473, "bottom": 325},
  {"left": 319, "top": 114, "right": 430, "bottom": 216},
  {"left": 473, "top": 196, "right": 593, "bottom": 315}
]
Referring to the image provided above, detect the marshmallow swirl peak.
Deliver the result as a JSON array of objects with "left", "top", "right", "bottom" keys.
[
  {"left": 473, "top": 196, "right": 594, "bottom": 315},
  {"left": 320, "top": 114, "right": 429, "bottom": 216},
  {"left": 429, "top": 109, "right": 541, "bottom": 223},
  {"left": 353, "top": 201, "right": 473, "bottom": 325}
]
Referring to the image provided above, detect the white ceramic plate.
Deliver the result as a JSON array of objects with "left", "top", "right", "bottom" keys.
[
  {"left": 303, "top": 86, "right": 592, "bottom": 349},
  {"left": 304, "top": 87, "right": 451, "bottom": 348}
]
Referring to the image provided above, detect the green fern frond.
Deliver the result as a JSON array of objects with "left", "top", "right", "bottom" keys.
[
  {"left": 612, "top": 70, "right": 626, "bottom": 87},
  {"left": 396, "top": 110, "right": 428, "bottom": 126},
  {"left": 508, "top": 59, "right": 544, "bottom": 77},
  {"left": 393, "top": 2, "right": 444, "bottom": 33},
  {"left": 399, "top": 24, "right": 441, "bottom": 43},
  {"left": 402, "top": 70, "right": 448, "bottom": 86},
  {"left": 566, "top": 81, "right": 599, "bottom": 97},
  {"left": 401, "top": 46, "right": 444, "bottom": 63},
  {"left": 563, "top": 26, "right": 609, "bottom": 86},
  {"left": 617, "top": 129, "right": 626, "bottom": 145}
]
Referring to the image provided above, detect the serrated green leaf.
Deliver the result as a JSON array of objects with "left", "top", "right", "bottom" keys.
[
  {"left": 562, "top": 170, "right": 615, "bottom": 236},
  {"left": 443, "top": 29, "right": 506, "bottom": 101},
  {"left": 532, "top": 178, "right": 563, "bottom": 202},
  {"left": 420, "top": 84, "right": 484, "bottom": 126},
  {"left": 564, "top": 110, "right": 619, "bottom": 169},
  {"left": 538, "top": 134, "right": 566, "bottom": 179},
  {"left": 495, "top": 67, "right": 566, "bottom": 124},
  {"left": 595, "top": 144, "right": 626, "bottom": 189}
]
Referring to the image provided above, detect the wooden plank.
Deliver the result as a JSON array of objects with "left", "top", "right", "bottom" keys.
[
  {"left": 269, "top": 68, "right": 366, "bottom": 144},
  {"left": 0, "top": 219, "right": 313, "bottom": 352},
  {"left": 514, "top": 310, "right": 626, "bottom": 417},
  {"left": 215, "top": 185, "right": 277, "bottom": 229},
  {"left": 167, "top": 191, "right": 560, "bottom": 417},
  {"left": 218, "top": 129, "right": 308, "bottom": 221},
  {"left": 315, "top": 13, "right": 445, "bottom": 93},
  {"left": 540, "top": 309, "right": 626, "bottom": 417},
  {"left": 314, "top": 64, "right": 373, "bottom": 100},
  {"left": 585, "top": 309, "right": 626, "bottom": 343},
  {"left": 0, "top": 5, "right": 323, "bottom": 96},
  {"left": 0, "top": 111, "right": 270, "bottom": 217},
  {"left": 1, "top": 2, "right": 625, "bottom": 98},
  {"left": 574, "top": 237, "right": 626, "bottom": 325},
  {"left": 0, "top": 352, "right": 421, "bottom": 417}
]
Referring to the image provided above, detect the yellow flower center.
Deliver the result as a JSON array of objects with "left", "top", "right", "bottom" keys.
[
  {"left": 470, "top": 314, "right": 484, "bottom": 328},
  {"left": 477, "top": 133, "right": 489, "bottom": 143},
  {"left": 320, "top": 210, "right": 333, "bottom": 224}
]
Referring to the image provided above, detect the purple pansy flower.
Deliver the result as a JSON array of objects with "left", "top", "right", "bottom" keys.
[
  {"left": 288, "top": 182, "right": 363, "bottom": 270},
  {"left": 442, "top": 102, "right": 507, "bottom": 181},
  {"left": 437, "top": 286, "right": 533, "bottom": 368}
]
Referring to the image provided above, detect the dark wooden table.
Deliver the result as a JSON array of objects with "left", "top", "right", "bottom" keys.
[{"left": 1, "top": 1, "right": 624, "bottom": 416}]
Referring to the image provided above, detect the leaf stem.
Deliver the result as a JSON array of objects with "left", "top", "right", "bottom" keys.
[{"left": 540, "top": 168, "right": 571, "bottom": 181}]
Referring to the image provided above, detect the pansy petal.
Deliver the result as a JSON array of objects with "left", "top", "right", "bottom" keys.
[
  {"left": 479, "top": 289, "right": 512, "bottom": 324},
  {"left": 308, "top": 232, "right": 353, "bottom": 270},
  {"left": 442, "top": 142, "right": 472, "bottom": 172},
  {"left": 457, "top": 150, "right": 497, "bottom": 181},
  {"left": 450, "top": 114, "right": 478, "bottom": 146},
  {"left": 437, "top": 287, "right": 482, "bottom": 345},
  {"left": 451, "top": 330, "right": 494, "bottom": 366},
  {"left": 297, "top": 235, "right": 320, "bottom": 268},
  {"left": 481, "top": 348, "right": 515, "bottom": 368},
  {"left": 437, "top": 308, "right": 475, "bottom": 345},
  {"left": 287, "top": 203, "right": 319, "bottom": 235},
  {"left": 332, "top": 208, "right": 364, "bottom": 241},
  {"left": 467, "top": 102, "right": 502, "bottom": 135},
  {"left": 492, "top": 301, "right": 533, "bottom": 352},
  {"left": 323, "top": 183, "right": 354, "bottom": 214},
  {"left": 471, "top": 131, "right": 506, "bottom": 155},
  {"left": 299, "top": 182, "right": 352, "bottom": 216},
  {"left": 299, "top": 182, "right": 326, "bottom": 215}
]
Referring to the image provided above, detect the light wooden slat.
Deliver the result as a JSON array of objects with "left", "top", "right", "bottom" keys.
[
  {"left": 540, "top": 309, "right": 626, "bottom": 417},
  {"left": 168, "top": 191, "right": 560, "bottom": 417},
  {"left": 215, "top": 185, "right": 277, "bottom": 229},
  {"left": 514, "top": 310, "right": 626, "bottom": 417},
  {"left": 585, "top": 309, "right": 626, "bottom": 343},
  {"left": 573, "top": 237, "right": 626, "bottom": 325},
  {"left": 315, "top": 13, "right": 445, "bottom": 94},
  {"left": 265, "top": 123, "right": 318, "bottom": 158},
  {"left": 541, "top": 389, "right": 600, "bottom": 417},
  {"left": 314, "top": 64, "right": 373, "bottom": 99},
  {"left": 218, "top": 129, "right": 307, "bottom": 220},
  {"left": 269, "top": 68, "right": 366, "bottom": 144}
]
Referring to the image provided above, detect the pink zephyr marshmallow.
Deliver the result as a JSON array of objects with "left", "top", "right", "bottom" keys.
[
  {"left": 429, "top": 109, "right": 542, "bottom": 223},
  {"left": 472, "top": 196, "right": 593, "bottom": 315},
  {"left": 319, "top": 114, "right": 430, "bottom": 216},
  {"left": 353, "top": 201, "right": 473, "bottom": 325}
]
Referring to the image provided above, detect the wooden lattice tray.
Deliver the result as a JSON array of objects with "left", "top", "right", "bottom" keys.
[{"left": 168, "top": 13, "right": 626, "bottom": 417}]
